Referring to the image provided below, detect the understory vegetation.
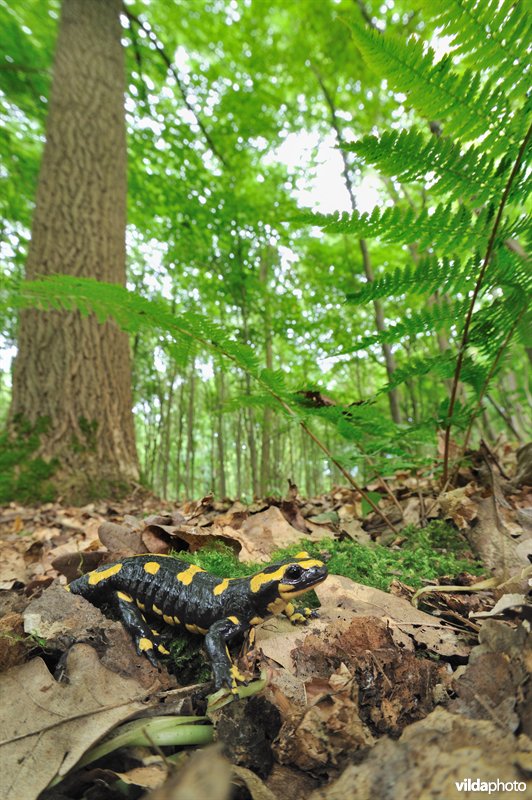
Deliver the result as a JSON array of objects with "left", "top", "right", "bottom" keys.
[{"left": 1, "top": 0, "right": 530, "bottom": 502}]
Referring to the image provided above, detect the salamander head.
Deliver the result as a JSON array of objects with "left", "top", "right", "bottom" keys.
[{"left": 248, "top": 551, "right": 328, "bottom": 602}]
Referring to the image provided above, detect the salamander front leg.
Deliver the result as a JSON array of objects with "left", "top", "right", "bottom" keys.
[
  {"left": 204, "top": 616, "right": 250, "bottom": 693},
  {"left": 115, "top": 592, "right": 169, "bottom": 666},
  {"left": 283, "top": 601, "right": 319, "bottom": 624}
]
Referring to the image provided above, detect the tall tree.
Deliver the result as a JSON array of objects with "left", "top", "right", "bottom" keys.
[{"left": 9, "top": 0, "right": 139, "bottom": 500}]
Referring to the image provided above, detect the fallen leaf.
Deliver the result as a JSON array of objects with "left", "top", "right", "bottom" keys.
[
  {"left": 316, "top": 574, "right": 471, "bottom": 657},
  {"left": 440, "top": 484, "right": 478, "bottom": 529},
  {"left": 0, "top": 645, "right": 152, "bottom": 800}
]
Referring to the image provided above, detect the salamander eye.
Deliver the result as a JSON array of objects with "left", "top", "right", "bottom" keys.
[{"left": 285, "top": 564, "right": 303, "bottom": 580}]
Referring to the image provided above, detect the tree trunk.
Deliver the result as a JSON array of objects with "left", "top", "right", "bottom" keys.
[
  {"left": 259, "top": 248, "right": 274, "bottom": 496},
  {"left": 185, "top": 359, "right": 196, "bottom": 496},
  {"left": 9, "top": 0, "right": 138, "bottom": 501},
  {"left": 359, "top": 239, "right": 402, "bottom": 423},
  {"left": 216, "top": 367, "right": 227, "bottom": 498},
  {"left": 235, "top": 408, "right": 242, "bottom": 499}
]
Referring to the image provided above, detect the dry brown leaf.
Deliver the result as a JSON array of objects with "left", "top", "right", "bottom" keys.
[
  {"left": 0, "top": 644, "right": 152, "bottom": 800},
  {"left": 450, "top": 620, "right": 530, "bottom": 734},
  {"left": 275, "top": 666, "right": 374, "bottom": 772},
  {"left": 315, "top": 574, "right": 471, "bottom": 657},
  {"left": 215, "top": 506, "right": 326, "bottom": 562},
  {"left": 145, "top": 746, "right": 231, "bottom": 800},
  {"left": 467, "top": 495, "right": 531, "bottom": 576},
  {"left": 232, "top": 764, "right": 279, "bottom": 800},
  {"left": 99, "top": 521, "right": 144, "bottom": 554},
  {"left": 440, "top": 484, "right": 478, "bottom": 529}
]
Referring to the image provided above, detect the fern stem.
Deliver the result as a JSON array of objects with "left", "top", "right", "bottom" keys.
[
  {"left": 442, "top": 120, "right": 532, "bottom": 482},
  {"left": 459, "top": 306, "right": 525, "bottom": 457}
]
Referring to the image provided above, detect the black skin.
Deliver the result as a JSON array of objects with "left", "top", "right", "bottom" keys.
[{"left": 67, "top": 552, "right": 328, "bottom": 692}]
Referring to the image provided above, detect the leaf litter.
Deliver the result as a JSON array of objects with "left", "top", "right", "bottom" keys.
[{"left": 0, "top": 443, "right": 530, "bottom": 799}]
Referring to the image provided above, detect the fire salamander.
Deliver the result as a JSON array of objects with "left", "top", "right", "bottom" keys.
[{"left": 67, "top": 551, "right": 327, "bottom": 693}]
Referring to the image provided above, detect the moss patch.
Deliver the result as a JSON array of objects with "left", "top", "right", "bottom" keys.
[
  {"left": 0, "top": 417, "right": 58, "bottom": 503},
  {"left": 175, "top": 520, "right": 483, "bottom": 593}
]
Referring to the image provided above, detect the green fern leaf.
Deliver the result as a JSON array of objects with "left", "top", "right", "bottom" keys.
[
  {"left": 349, "top": 21, "right": 523, "bottom": 153},
  {"left": 342, "top": 128, "right": 508, "bottom": 204}
]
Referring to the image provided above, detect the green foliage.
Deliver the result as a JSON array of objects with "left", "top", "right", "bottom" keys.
[
  {"left": 0, "top": 417, "right": 58, "bottom": 503},
  {"left": 301, "top": 0, "right": 530, "bottom": 470},
  {"left": 349, "top": 17, "right": 525, "bottom": 154},
  {"left": 297, "top": 202, "right": 493, "bottom": 251},
  {"left": 1, "top": 0, "right": 530, "bottom": 500},
  {"left": 342, "top": 129, "right": 507, "bottom": 205},
  {"left": 415, "top": 0, "right": 530, "bottom": 102}
]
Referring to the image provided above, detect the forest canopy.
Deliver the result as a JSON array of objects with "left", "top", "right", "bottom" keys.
[{"left": 0, "top": 0, "right": 530, "bottom": 503}]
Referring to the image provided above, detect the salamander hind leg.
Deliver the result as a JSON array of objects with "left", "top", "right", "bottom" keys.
[{"left": 115, "top": 592, "right": 169, "bottom": 666}]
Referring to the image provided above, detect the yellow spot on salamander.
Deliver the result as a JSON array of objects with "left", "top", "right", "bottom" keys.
[
  {"left": 176, "top": 564, "right": 205, "bottom": 585},
  {"left": 136, "top": 600, "right": 145, "bottom": 610},
  {"left": 214, "top": 578, "right": 230, "bottom": 595},
  {"left": 163, "top": 614, "right": 174, "bottom": 626},
  {"left": 117, "top": 591, "right": 133, "bottom": 602},
  {"left": 249, "top": 566, "right": 286, "bottom": 593},
  {"left": 290, "top": 613, "right": 307, "bottom": 624},
  {"left": 150, "top": 629, "right": 159, "bottom": 637},
  {"left": 144, "top": 561, "right": 161, "bottom": 575},
  {"left": 185, "top": 623, "right": 208, "bottom": 634},
  {"left": 158, "top": 644, "right": 170, "bottom": 655},
  {"left": 152, "top": 605, "right": 162, "bottom": 615},
  {"left": 88, "top": 563, "right": 123, "bottom": 585},
  {"left": 228, "top": 615, "right": 240, "bottom": 625},
  {"left": 174, "top": 616, "right": 181, "bottom": 625},
  {"left": 249, "top": 616, "right": 263, "bottom": 625},
  {"left": 138, "top": 637, "right": 153, "bottom": 652}
]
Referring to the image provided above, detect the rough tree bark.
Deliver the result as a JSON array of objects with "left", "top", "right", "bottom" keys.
[{"left": 9, "top": 0, "right": 139, "bottom": 500}]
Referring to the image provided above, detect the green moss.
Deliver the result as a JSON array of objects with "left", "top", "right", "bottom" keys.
[
  {"left": 0, "top": 417, "right": 58, "bottom": 503},
  {"left": 166, "top": 632, "right": 212, "bottom": 684},
  {"left": 175, "top": 520, "right": 483, "bottom": 593},
  {"left": 273, "top": 520, "right": 483, "bottom": 591},
  {"left": 71, "top": 416, "right": 98, "bottom": 453},
  {"left": 176, "top": 541, "right": 261, "bottom": 578}
]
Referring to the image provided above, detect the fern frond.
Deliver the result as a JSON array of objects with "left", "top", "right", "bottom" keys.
[
  {"left": 377, "top": 352, "right": 455, "bottom": 393},
  {"left": 350, "top": 21, "right": 524, "bottom": 153},
  {"left": 469, "top": 292, "right": 529, "bottom": 358},
  {"left": 342, "top": 298, "right": 468, "bottom": 352},
  {"left": 417, "top": 0, "right": 531, "bottom": 103},
  {"left": 343, "top": 128, "right": 508, "bottom": 204},
  {"left": 346, "top": 254, "right": 478, "bottom": 303},
  {"left": 302, "top": 202, "right": 491, "bottom": 251}
]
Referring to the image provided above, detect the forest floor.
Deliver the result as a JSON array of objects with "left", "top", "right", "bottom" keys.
[{"left": 0, "top": 442, "right": 531, "bottom": 800}]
